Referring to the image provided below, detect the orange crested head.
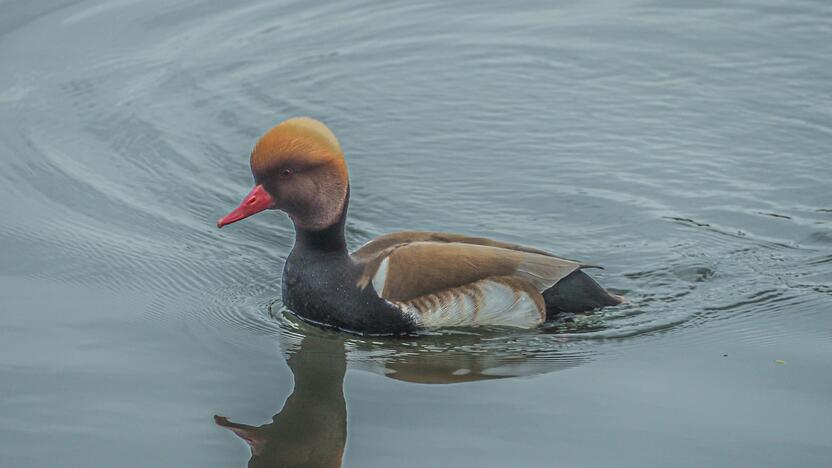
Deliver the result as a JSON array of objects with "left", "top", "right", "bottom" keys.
[{"left": 218, "top": 117, "right": 350, "bottom": 231}]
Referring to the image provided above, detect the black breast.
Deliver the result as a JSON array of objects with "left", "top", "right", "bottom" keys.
[{"left": 281, "top": 249, "right": 417, "bottom": 335}]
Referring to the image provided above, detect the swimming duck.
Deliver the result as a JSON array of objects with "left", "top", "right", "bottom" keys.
[{"left": 218, "top": 117, "right": 621, "bottom": 335}]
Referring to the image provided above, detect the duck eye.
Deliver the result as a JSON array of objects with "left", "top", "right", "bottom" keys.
[{"left": 281, "top": 168, "right": 294, "bottom": 177}]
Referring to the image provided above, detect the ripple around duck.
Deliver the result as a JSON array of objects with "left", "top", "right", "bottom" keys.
[
  {"left": 274, "top": 311, "right": 595, "bottom": 383},
  {"left": 2, "top": 0, "right": 829, "bottom": 386},
  {"left": 8, "top": 134, "right": 813, "bottom": 367}
]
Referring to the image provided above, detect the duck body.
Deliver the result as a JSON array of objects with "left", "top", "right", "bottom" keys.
[
  {"left": 218, "top": 117, "right": 622, "bottom": 335},
  {"left": 280, "top": 192, "right": 619, "bottom": 335}
]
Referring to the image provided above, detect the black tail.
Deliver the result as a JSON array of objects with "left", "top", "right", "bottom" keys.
[{"left": 543, "top": 270, "right": 622, "bottom": 319}]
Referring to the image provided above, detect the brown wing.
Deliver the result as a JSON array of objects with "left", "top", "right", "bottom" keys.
[
  {"left": 355, "top": 239, "right": 582, "bottom": 302},
  {"left": 352, "top": 231, "right": 579, "bottom": 263}
]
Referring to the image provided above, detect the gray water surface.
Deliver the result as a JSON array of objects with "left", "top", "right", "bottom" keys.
[{"left": 1, "top": 0, "right": 831, "bottom": 467}]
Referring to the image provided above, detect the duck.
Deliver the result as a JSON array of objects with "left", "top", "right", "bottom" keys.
[{"left": 217, "top": 117, "right": 621, "bottom": 335}]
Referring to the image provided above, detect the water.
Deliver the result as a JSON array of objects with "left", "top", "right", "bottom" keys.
[{"left": 1, "top": 0, "right": 831, "bottom": 466}]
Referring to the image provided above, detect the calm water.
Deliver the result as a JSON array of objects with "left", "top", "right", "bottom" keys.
[{"left": 2, "top": 0, "right": 831, "bottom": 466}]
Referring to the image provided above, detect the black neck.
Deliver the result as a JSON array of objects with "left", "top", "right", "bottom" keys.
[{"left": 293, "top": 187, "right": 349, "bottom": 254}]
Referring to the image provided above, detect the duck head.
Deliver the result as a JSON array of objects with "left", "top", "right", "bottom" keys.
[{"left": 217, "top": 117, "right": 349, "bottom": 231}]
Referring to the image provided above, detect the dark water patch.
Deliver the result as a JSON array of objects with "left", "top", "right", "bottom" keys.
[
  {"left": 806, "top": 231, "right": 832, "bottom": 245},
  {"left": 757, "top": 211, "right": 792, "bottom": 220}
]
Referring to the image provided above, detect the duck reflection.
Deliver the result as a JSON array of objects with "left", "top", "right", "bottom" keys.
[
  {"left": 215, "top": 333, "right": 347, "bottom": 468},
  {"left": 216, "top": 322, "right": 588, "bottom": 467}
]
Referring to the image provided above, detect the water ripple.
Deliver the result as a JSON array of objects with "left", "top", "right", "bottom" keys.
[{"left": 1, "top": 0, "right": 829, "bottom": 378}]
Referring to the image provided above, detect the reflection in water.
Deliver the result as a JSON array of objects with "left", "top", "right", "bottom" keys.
[
  {"left": 216, "top": 334, "right": 347, "bottom": 468},
  {"left": 216, "top": 321, "right": 590, "bottom": 467}
]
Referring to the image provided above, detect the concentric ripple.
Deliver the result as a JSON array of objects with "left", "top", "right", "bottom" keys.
[{"left": 0, "top": 0, "right": 830, "bottom": 380}]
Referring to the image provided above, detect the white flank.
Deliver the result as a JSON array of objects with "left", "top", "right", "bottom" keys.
[
  {"left": 371, "top": 257, "right": 390, "bottom": 295},
  {"left": 397, "top": 279, "right": 544, "bottom": 329}
]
